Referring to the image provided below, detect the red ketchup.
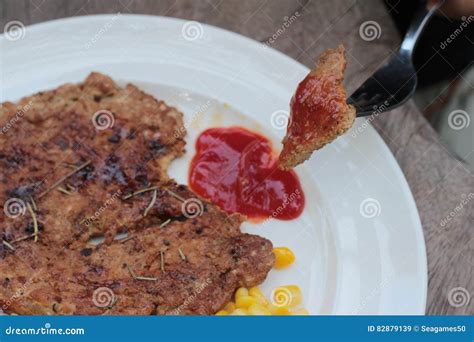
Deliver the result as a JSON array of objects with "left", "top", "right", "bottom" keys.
[
  {"left": 287, "top": 73, "right": 345, "bottom": 142},
  {"left": 189, "top": 127, "right": 305, "bottom": 221}
]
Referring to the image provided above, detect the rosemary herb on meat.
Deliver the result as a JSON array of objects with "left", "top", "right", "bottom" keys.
[
  {"left": 107, "top": 296, "right": 118, "bottom": 310},
  {"left": 166, "top": 189, "right": 185, "bottom": 202},
  {"left": 2, "top": 240, "right": 15, "bottom": 251},
  {"left": 178, "top": 248, "right": 186, "bottom": 261},
  {"left": 126, "top": 264, "right": 158, "bottom": 281},
  {"left": 11, "top": 233, "right": 39, "bottom": 243},
  {"left": 26, "top": 202, "right": 39, "bottom": 242},
  {"left": 118, "top": 235, "right": 135, "bottom": 243},
  {"left": 122, "top": 186, "right": 158, "bottom": 200},
  {"left": 160, "top": 219, "right": 171, "bottom": 228},
  {"left": 160, "top": 250, "right": 165, "bottom": 273},
  {"left": 38, "top": 160, "right": 91, "bottom": 198},
  {"left": 57, "top": 187, "right": 73, "bottom": 195},
  {"left": 29, "top": 196, "right": 38, "bottom": 211},
  {"left": 143, "top": 189, "right": 157, "bottom": 217}
]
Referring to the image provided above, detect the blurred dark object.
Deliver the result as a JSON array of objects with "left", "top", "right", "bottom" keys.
[{"left": 385, "top": 0, "right": 474, "bottom": 88}]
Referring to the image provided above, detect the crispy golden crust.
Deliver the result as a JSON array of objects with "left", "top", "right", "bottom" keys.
[
  {"left": 0, "top": 73, "right": 274, "bottom": 315},
  {"left": 278, "top": 45, "right": 356, "bottom": 170}
]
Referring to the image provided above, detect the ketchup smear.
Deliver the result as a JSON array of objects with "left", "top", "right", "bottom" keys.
[
  {"left": 287, "top": 73, "right": 345, "bottom": 142},
  {"left": 189, "top": 127, "right": 305, "bottom": 221}
]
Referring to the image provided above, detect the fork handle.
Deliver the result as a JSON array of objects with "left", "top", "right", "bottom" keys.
[{"left": 400, "top": 0, "right": 443, "bottom": 58}]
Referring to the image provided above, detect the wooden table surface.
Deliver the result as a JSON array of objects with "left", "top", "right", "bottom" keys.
[{"left": 2, "top": 0, "right": 473, "bottom": 315}]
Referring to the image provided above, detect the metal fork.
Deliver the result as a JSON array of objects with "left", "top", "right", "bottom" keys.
[{"left": 347, "top": 1, "right": 442, "bottom": 117}]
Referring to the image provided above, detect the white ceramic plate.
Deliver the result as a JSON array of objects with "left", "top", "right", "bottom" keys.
[{"left": 0, "top": 14, "right": 427, "bottom": 314}]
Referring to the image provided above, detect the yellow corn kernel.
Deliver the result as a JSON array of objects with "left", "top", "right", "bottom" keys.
[
  {"left": 273, "top": 247, "right": 295, "bottom": 269},
  {"left": 215, "top": 310, "right": 229, "bottom": 315},
  {"left": 247, "top": 303, "right": 271, "bottom": 315},
  {"left": 248, "top": 287, "right": 269, "bottom": 306},
  {"left": 271, "top": 285, "right": 302, "bottom": 307},
  {"left": 223, "top": 302, "right": 236, "bottom": 312},
  {"left": 230, "top": 308, "right": 248, "bottom": 315},
  {"left": 235, "top": 287, "right": 248, "bottom": 300},
  {"left": 235, "top": 295, "right": 258, "bottom": 309},
  {"left": 267, "top": 304, "right": 291, "bottom": 315},
  {"left": 290, "top": 308, "right": 309, "bottom": 315},
  {"left": 286, "top": 285, "right": 303, "bottom": 307}
]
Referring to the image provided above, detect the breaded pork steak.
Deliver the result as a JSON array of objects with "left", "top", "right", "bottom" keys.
[
  {"left": 0, "top": 73, "right": 274, "bottom": 315},
  {"left": 278, "top": 45, "right": 355, "bottom": 170}
]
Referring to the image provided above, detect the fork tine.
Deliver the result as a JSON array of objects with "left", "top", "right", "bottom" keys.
[{"left": 348, "top": 55, "right": 417, "bottom": 117}]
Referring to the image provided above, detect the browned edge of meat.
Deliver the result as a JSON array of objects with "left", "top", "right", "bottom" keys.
[
  {"left": 0, "top": 72, "right": 274, "bottom": 315},
  {"left": 278, "top": 45, "right": 356, "bottom": 170}
]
